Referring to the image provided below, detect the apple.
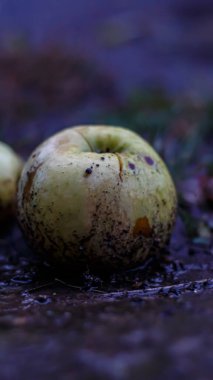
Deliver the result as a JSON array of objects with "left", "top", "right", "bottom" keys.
[
  {"left": 17, "top": 126, "right": 177, "bottom": 270},
  {"left": 0, "top": 142, "right": 23, "bottom": 222}
]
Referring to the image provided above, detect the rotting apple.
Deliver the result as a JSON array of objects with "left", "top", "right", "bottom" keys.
[
  {"left": 0, "top": 142, "right": 23, "bottom": 222},
  {"left": 17, "top": 126, "right": 177, "bottom": 271}
]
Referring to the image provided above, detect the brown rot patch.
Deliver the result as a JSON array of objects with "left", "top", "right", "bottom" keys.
[
  {"left": 128, "top": 162, "right": 135, "bottom": 170},
  {"left": 133, "top": 216, "right": 152, "bottom": 237},
  {"left": 23, "top": 163, "right": 43, "bottom": 203},
  {"left": 144, "top": 156, "right": 154, "bottom": 166}
]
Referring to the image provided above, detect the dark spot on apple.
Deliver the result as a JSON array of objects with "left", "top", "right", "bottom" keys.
[
  {"left": 96, "top": 164, "right": 100, "bottom": 167},
  {"left": 85, "top": 168, "right": 93, "bottom": 176},
  {"left": 144, "top": 156, "right": 154, "bottom": 165},
  {"left": 128, "top": 162, "right": 135, "bottom": 170},
  {"left": 101, "top": 157, "right": 105, "bottom": 160},
  {"left": 133, "top": 216, "right": 152, "bottom": 237}
]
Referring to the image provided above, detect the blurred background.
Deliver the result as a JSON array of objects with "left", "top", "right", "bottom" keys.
[{"left": 0, "top": 2, "right": 213, "bottom": 380}]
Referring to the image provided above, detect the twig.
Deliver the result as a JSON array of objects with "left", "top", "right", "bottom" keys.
[
  {"left": 54, "top": 278, "right": 82, "bottom": 290},
  {"left": 55, "top": 278, "right": 104, "bottom": 293},
  {"left": 101, "top": 278, "right": 213, "bottom": 300},
  {"left": 23, "top": 278, "right": 213, "bottom": 300},
  {"left": 25, "top": 281, "right": 55, "bottom": 294}
]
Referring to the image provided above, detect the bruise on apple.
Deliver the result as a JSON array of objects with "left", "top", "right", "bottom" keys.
[
  {"left": 133, "top": 216, "right": 152, "bottom": 237},
  {"left": 144, "top": 156, "right": 154, "bottom": 166},
  {"left": 23, "top": 163, "right": 43, "bottom": 203},
  {"left": 137, "top": 153, "right": 155, "bottom": 166},
  {"left": 128, "top": 162, "right": 136, "bottom": 171}
]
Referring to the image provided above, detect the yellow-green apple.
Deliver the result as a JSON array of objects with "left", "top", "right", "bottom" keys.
[
  {"left": 0, "top": 142, "right": 23, "bottom": 221},
  {"left": 17, "top": 126, "right": 177, "bottom": 270}
]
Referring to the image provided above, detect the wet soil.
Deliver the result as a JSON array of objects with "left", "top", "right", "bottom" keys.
[{"left": 0, "top": 213, "right": 212, "bottom": 380}]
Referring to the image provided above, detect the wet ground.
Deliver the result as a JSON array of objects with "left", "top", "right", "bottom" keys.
[
  {"left": 0, "top": 216, "right": 212, "bottom": 380},
  {"left": 0, "top": 1, "right": 213, "bottom": 379}
]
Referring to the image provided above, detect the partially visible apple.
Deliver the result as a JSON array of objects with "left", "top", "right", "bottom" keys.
[
  {"left": 0, "top": 142, "right": 23, "bottom": 222},
  {"left": 17, "top": 126, "right": 177, "bottom": 270}
]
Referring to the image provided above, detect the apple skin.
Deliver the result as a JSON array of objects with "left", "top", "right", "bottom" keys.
[
  {"left": 0, "top": 142, "right": 23, "bottom": 222},
  {"left": 17, "top": 126, "right": 177, "bottom": 270}
]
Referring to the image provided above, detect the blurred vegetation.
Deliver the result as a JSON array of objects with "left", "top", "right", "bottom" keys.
[{"left": 0, "top": 46, "right": 115, "bottom": 129}]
